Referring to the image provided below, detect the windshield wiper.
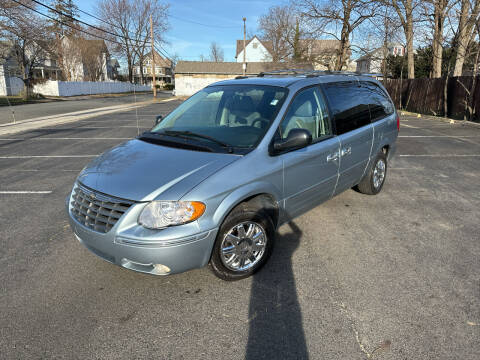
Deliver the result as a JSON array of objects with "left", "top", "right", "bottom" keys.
[
  {"left": 138, "top": 132, "right": 214, "bottom": 152},
  {"left": 163, "top": 130, "right": 234, "bottom": 152}
]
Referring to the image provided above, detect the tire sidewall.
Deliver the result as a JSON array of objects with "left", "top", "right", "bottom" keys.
[
  {"left": 369, "top": 153, "right": 387, "bottom": 194},
  {"left": 210, "top": 208, "right": 275, "bottom": 281}
]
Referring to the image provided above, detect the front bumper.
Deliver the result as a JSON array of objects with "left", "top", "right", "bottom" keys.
[{"left": 66, "top": 194, "right": 218, "bottom": 276}]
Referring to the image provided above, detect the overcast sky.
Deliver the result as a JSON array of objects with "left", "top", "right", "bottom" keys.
[{"left": 78, "top": 0, "right": 282, "bottom": 62}]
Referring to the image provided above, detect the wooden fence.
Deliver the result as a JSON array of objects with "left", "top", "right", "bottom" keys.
[{"left": 383, "top": 76, "right": 480, "bottom": 122}]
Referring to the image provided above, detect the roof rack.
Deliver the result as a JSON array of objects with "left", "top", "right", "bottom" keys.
[{"left": 256, "top": 69, "right": 383, "bottom": 78}]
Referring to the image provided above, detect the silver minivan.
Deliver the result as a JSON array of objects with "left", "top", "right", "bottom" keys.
[{"left": 67, "top": 72, "right": 399, "bottom": 280}]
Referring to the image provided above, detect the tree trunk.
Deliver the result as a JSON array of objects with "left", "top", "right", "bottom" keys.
[
  {"left": 453, "top": 0, "right": 480, "bottom": 77},
  {"left": 405, "top": 3, "right": 415, "bottom": 79},
  {"left": 432, "top": 1, "right": 446, "bottom": 78},
  {"left": 335, "top": 25, "right": 349, "bottom": 70}
]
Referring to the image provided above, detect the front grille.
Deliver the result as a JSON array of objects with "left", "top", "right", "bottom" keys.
[{"left": 70, "top": 183, "right": 134, "bottom": 233}]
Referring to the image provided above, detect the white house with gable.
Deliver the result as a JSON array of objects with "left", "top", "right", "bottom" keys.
[{"left": 235, "top": 35, "right": 273, "bottom": 63}]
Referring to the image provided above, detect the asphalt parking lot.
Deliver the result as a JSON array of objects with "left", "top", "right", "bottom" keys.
[{"left": 0, "top": 104, "right": 479, "bottom": 359}]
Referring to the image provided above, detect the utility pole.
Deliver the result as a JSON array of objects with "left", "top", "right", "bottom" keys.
[
  {"left": 243, "top": 17, "right": 246, "bottom": 76},
  {"left": 150, "top": 15, "right": 157, "bottom": 98}
]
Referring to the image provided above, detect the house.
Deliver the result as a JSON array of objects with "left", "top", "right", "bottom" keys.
[
  {"left": 60, "top": 37, "right": 112, "bottom": 82},
  {"left": 133, "top": 50, "right": 173, "bottom": 87},
  {"left": 235, "top": 35, "right": 273, "bottom": 62},
  {"left": 235, "top": 36, "right": 355, "bottom": 71},
  {"left": 299, "top": 39, "right": 356, "bottom": 71},
  {"left": 175, "top": 61, "right": 313, "bottom": 96},
  {"left": 356, "top": 43, "right": 405, "bottom": 74},
  {"left": 0, "top": 40, "right": 62, "bottom": 95}
]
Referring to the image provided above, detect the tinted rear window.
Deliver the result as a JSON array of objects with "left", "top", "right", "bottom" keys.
[
  {"left": 323, "top": 81, "right": 371, "bottom": 135},
  {"left": 362, "top": 82, "right": 394, "bottom": 121}
]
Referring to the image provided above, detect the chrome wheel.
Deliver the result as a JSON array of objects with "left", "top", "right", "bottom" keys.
[
  {"left": 373, "top": 159, "right": 386, "bottom": 189},
  {"left": 220, "top": 221, "right": 267, "bottom": 272}
]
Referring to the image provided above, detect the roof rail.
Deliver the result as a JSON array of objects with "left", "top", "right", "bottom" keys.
[
  {"left": 256, "top": 69, "right": 384, "bottom": 78},
  {"left": 257, "top": 69, "right": 310, "bottom": 77}
]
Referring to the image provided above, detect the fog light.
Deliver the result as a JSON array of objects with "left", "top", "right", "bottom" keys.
[{"left": 153, "top": 264, "right": 171, "bottom": 275}]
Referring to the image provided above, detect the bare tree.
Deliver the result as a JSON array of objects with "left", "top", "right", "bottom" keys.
[
  {"left": 96, "top": 0, "right": 169, "bottom": 83},
  {"left": 132, "top": 0, "right": 169, "bottom": 84},
  {"left": 423, "top": 0, "right": 453, "bottom": 78},
  {"left": 387, "top": 0, "right": 420, "bottom": 79},
  {"left": 78, "top": 38, "right": 107, "bottom": 81},
  {"left": 452, "top": 0, "right": 480, "bottom": 76},
  {"left": 0, "top": 0, "right": 51, "bottom": 98},
  {"left": 258, "top": 5, "right": 298, "bottom": 62},
  {"left": 296, "top": 0, "right": 376, "bottom": 71},
  {"left": 208, "top": 42, "right": 224, "bottom": 62}
]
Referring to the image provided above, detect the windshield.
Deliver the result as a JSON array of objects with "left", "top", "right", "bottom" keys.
[{"left": 150, "top": 85, "right": 288, "bottom": 152}]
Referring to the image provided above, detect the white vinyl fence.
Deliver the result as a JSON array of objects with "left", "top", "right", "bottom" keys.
[
  {"left": 33, "top": 80, "right": 151, "bottom": 96},
  {"left": 0, "top": 75, "right": 24, "bottom": 96}
]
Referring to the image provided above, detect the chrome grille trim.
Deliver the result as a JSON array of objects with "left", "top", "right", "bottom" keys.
[{"left": 70, "top": 183, "right": 135, "bottom": 233}]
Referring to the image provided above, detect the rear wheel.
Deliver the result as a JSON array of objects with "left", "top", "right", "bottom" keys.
[
  {"left": 209, "top": 204, "right": 275, "bottom": 281},
  {"left": 356, "top": 152, "right": 387, "bottom": 195}
]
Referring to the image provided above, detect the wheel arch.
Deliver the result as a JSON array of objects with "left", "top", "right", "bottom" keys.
[{"left": 212, "top": 182, "right": 281, "bottom": 229}]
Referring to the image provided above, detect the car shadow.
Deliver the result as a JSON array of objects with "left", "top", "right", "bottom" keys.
[{"left": 245, "top": 221, "right": 308, "bottom": 359}]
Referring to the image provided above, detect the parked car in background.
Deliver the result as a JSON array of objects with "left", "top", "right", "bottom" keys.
[{"left": 66, "top": 71, "right": 399, "bottom": 280}]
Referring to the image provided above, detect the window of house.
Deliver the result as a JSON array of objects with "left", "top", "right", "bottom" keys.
[{"left": 253, "top": 42, "right": 258, "bottom": 49}]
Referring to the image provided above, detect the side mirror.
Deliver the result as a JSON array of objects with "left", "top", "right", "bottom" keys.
[
  {"left": 155, "top": 115, "right": 163, "bottom": 125},
  {"left": 272, "top": 128, "right": 312, "bottom": 154}
]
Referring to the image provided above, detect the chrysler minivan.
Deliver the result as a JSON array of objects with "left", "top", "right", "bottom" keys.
[{"left": 67, "top": 71, "right": 399, "bottom": 280}]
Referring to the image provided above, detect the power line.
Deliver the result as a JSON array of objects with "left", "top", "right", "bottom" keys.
[
  {"left": 76, "top": 6, "right": 151, "bottom": 43},
  {"left": 170, "top": 14, "right": 240, "bottom": 29},
  {"left": 12, "top": 0, "right": 173, "bottom": 62},
  {"left": 10, "top": 0, "right": 126, "bottom": 47},
  {"left": 31, "top": 0, "right": 145, "bottom": 45}
]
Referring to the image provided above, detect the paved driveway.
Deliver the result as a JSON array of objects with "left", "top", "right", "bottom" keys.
[{"left": 0, "top": 107, "right": 478, "bottom": 359}]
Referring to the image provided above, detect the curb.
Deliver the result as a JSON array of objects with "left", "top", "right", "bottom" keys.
[
  {"left": 0, "top": 97, "right": 178, "bottom": 136},
  {"left": 400, "top": 111, "right": 480, "bottom": 127}
]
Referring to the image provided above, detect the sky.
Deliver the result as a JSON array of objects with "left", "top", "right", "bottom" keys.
[{"left": 77, "top": 0, "right": 283, "bottom": 62}]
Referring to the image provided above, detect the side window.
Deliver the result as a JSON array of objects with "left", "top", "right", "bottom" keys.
[
  {"left": 323, "top": 81, "right": 371, "bottom": 135},
  {"left": 280, "top": 87, "right": 331, "bottom": 140},
  {"left": 363, "top": 82, "right": 394, "bottom": 122}
]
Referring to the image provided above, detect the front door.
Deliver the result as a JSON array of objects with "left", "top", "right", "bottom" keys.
[{"left": 278, "top": 86, "right": 340, "bottom": 219}]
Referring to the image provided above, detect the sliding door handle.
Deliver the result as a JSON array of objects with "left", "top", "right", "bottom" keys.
[
  {"left": 341, "top": 147, "right": 351, "bottom": 156},
  {"left": 327, "top": 152, "right": 339, "bottom": 162}
]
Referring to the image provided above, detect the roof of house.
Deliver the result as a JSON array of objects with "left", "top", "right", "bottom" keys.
[
  {"left": 355, "top": 43, "right": 405, "bottom": 62},
  {"left": 134, "top": 50, "right": 172, "bottom": 67},
  {"left": 175, "top": 61, "right": 313, "bottom": 75},
  {"left": 235, "top": 37, "right": 344, "bottom": 59},
  {"left": 235, "top": 36, "right": 274, "bottom": 58}
]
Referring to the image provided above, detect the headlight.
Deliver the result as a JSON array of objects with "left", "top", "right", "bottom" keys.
[{"left": 138, "top": 201, "right": 206, "bottom": 229}]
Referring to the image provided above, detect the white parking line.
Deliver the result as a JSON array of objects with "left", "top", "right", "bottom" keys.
[
  {"left": 0, "top": 155, "right": 98, "bottom": 158},
  {"left": 399, "top": 154, "right": 480, "bottom": 157},
  {"left": 44, "top": 126, "right": 142, "bottom": 129},
  {"left": 0, "top": 191, "right": 52, "bottom": 194},
  {"left": 12, "top": 169, "right": 80, "bottom": 172},
  {"left": 0, "top": 137, "right": 131, "bottom": 141},
  {"left": 398, "top": 135, "right": 480, "bottom": 138}
]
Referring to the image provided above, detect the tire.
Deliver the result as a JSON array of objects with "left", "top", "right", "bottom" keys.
[
  {"left": 209, "top": 203, "right": 275, "bottom": 281},
  {"left": 356, "top": 152, "right": 388, "bottom": 195}
]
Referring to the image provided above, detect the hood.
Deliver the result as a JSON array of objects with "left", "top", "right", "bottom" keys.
[{"left": 77, "top": 139, "right": 239, "bottom": 201}]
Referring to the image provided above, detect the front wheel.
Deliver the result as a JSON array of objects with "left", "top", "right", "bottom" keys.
[
  {"left": 209, "top": 204, "right": 275, "bottom": 281},
  {"left": 356, "top": 152, "right": 388, "bottom": 195}
]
